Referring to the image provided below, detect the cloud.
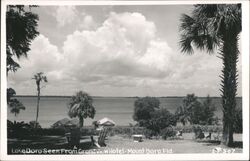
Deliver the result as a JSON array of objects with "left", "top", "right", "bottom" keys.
[
  {"left": 8, "top": 11, "right": 242, "bottom": 97},
  {"left": 62, "top": 12, "right": 172, "bottom": 82},
  {"left": 54, "top": 6, "right": 77, "bottom": 27},
  {"left": 8, "top": 35, "right": 63, "bottom": 94},
  {"left": 79, "top": 15, "right": 96, "bottom": 30},
  {"left": 53, "top": 6, "right": 96, "bottom": 30}
]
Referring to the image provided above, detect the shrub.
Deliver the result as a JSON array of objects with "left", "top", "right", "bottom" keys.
[
  {"left": 173, "top": 124, "right": 223, "bottom": 133},
  {"left": 35, "top": 128, "right": 65, "bottom": 136},
  {"left": 133, "top": 97, "right": 160, "bottom": 126},
  {"left": 80, "top": 127, "right": 98, "bottom": 136},
  {"left": 7, "top": 120, "right": 66, "bottom": 138},
  {"left": 29, "top": 121, "right": 42, "bottom": 129},
  {"left": 160, "top": 126, "right": 176, "bottom": 140},
  {"left": 146, "top": 108, "right": 177, "bottom": 135},
  {"left": 7, "top": 120, "right": 31, "bottom": 138},
  {"left": 144, "top": 129, "right": 155, "bottom": 139}
]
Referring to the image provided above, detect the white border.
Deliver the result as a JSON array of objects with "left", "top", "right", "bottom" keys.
[{"left": 1, "top": 0, "right": 249, "bottom": 160}]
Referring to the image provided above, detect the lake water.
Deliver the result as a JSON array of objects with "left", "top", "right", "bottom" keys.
[{"left": 7, "top": 96, "right": 242, "bottom": 128}]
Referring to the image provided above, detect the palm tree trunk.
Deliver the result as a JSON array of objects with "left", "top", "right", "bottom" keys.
[
  {"left": 220, "top": 31, "right": 239, "bottom": 147},
  {"left": 35, "top": 86, "right": 40, "bottom": 129},
  {"left": 79, "top": 116, "right": 84, "bottom": 128}
]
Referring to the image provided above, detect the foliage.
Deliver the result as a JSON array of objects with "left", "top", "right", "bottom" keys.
[
  {"left": 7, "top": 88, "right": 16, "bottom": 104},
  {"left": 80, "top": 127, "right": 99, "bottom": 136},
  {"left": 7, "top": 120, "right": 66, "bottom": 138},
  {"left": 8, "top": 98, "right": 26, "bottom": 117},
  {"left": 202, "top": 96, "right": 216, "bottom": 125},
  {"left": 175, "top": 94, "right": 197, "bottom": 125},
  {"left": 174, "top": 124, "right": 223, "bottom": 133},
  {"left": 179, "top": 4, "right": 241, "bottom": 146},
  {"left": 29, "top": 120, "right": 42, "bottom": 129},
  {"left": 133, "top": 97, "right": 160, "bottom": 126},
  {"left": 175, "top": 94, "right": 216, "bottom": 125},
  {"left": 7, "top": 88, "right": 26, "bottom": 117},
  {"left": 7, "top": 120, "right": 30, "bottom": 138},
  {"left": 146, "top": 108, "right": 177, "bottom": 135},
  {"left": 68, "top": 91, "right": 96, "bottom": 127},
  {"left": 32, "top": 72, "right": 48, "bottom": 129},
  {"left": 133, "top": 97, "right": 178, "bottom": 136},
  {"left": 160, "top": 126, "right": 177, "bottom": 140},
  {"left": 143, "top": 129, "right": 156, "bottom": 139},
  {"left": 7, "top": 120, "right": 41, "bottom": 138},
  {"left": 32, "top": 72, "right": 48, "bottom": 88},
  {"left": 233, "top": 108, "right": 242, "bottom": 133},
  {"left": 189, "top": 100, "right": 204, "bottom": 124},
  {"left": 6, "top": 5, "right": 39, "bottom": 73}
]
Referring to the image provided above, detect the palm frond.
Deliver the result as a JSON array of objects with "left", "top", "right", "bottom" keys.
[{"left": 179, "top": 35, "right": 194, "bottom": 54}]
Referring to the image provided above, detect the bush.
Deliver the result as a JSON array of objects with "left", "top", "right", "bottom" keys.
[
  {"left": 146, "top": 108, "right": 177, "bottom": 135},
  {"left": 80, "top": 127, "right": 98, "bottom": 136},
  {"left": 160, "top": 126, "right": 176, "bottom": 140},
  {"left": 133, "top": 97, "right": 160, "bottom": 126},
  {"left": 7, "top": 120, "right": 31, "bottom": 138},
  {"left": 7, "top": 120, "right": 66, "bottom": 138},
  {"left": 144, "top": 129, "right": 156, "bottom": 139},
  {"left": 42, "top": 128, "right": 65, "bottom": 136},
  {"left": 29, "top": 121, "right": 42, "bottom": 129},
  {"left": 173, "top": 124, "right": 223, "bottom": 133}
]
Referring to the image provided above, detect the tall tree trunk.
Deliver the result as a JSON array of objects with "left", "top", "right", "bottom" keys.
[
  {"left": 220, "top": 31, "right": 239, "bottom": 147},
  {"left": 35, "top": 86, "right": 40, "bottom": 129},
  {"left": 79, "top": 116, "right": 84, "bottom": 128}
]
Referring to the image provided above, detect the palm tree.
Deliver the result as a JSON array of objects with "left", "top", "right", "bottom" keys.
[
  {"left": 32, "top": 72, "right": 48, "bottom": 128},
  {"left": 179, "top": 4, "right": 241, "bottom": 146},
  {"left": 8, "top": 98, "right": 25, "bottom": 118},
  {"left": 7, "top": 88, "right": 25, "bottom": 119},
  {"left": 68, "top": 91, "right": 96, "bottom": 127},
  {"left": 175, "top": 94, "right": 197, "bottom": 125}
]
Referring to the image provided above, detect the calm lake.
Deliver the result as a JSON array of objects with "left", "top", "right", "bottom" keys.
[{"left": 7, "top": 96, "right": 242, "bottom": 128}]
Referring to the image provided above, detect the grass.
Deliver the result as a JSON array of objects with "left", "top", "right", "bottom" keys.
[
  {"left": 99, "top": 133, "right": 242, "bottom": 154},
  {"left": 8, "top": 133, "right": 242, "bottom": 154}
]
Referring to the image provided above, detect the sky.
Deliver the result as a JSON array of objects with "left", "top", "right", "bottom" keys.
[{"left": 7, "top": 5, "right": 242, "bottom": 97}]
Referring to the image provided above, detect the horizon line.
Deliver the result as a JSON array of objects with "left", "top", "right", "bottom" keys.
[{"left": 14, "top": 95, "right": 243, "bottom": 98}]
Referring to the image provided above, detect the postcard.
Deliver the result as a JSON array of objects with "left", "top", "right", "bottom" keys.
[{"left": 1, "top": 0, "right": 249, "bottom": 160}]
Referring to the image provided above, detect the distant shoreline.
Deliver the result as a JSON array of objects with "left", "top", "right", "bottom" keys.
[{"left": 14, "top": 95, "right": 243, "bottom": 99}]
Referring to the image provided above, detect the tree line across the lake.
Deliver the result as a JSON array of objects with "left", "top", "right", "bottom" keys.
[{"left": 6, "top": 4, "right": 242, "bottom": 147}]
